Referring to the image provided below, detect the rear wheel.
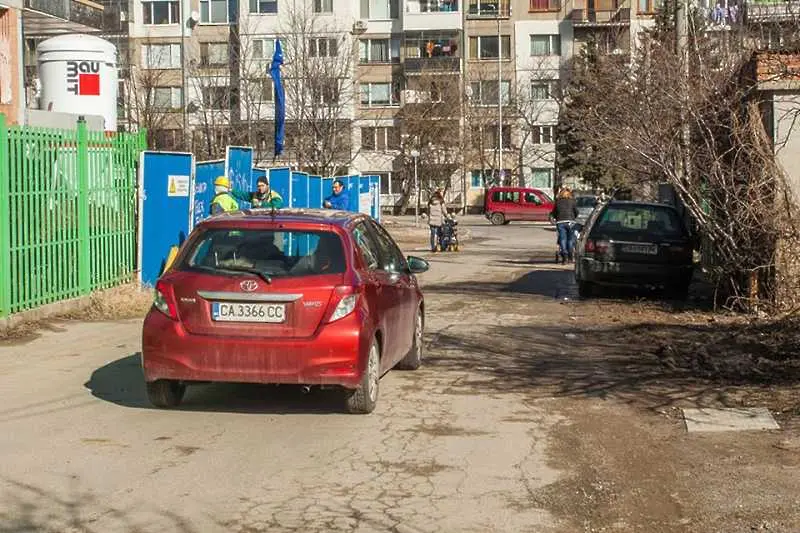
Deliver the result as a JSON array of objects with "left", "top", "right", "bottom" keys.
[
  {"left": 397, "top": 308, "right": 423, "bottom": 370},
  {"left": 146, "top": 380, "right": 186, "bottom": 408},
  {"left": 667, "top": 281, "right": 691, "bottom": 301},
  {"left": 345, "top": 339, "right": 380, "bottom": 414},
  {"left": 490, "top": 212, "right": 505, "bottom": 225},
  {"left": 578, "top": 280, "right": 594, "bottom": 298}
]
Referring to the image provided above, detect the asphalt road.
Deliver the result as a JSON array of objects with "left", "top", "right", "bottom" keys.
[{"left": 0, "top": 218, "right": 576, "bottom": 533}]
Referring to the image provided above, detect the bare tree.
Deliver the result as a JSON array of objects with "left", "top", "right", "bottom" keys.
[{"left": 558, "top": 4, "right": 800, "bottom": 309}]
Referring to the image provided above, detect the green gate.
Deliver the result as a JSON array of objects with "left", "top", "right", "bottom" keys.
[{"left": 0, "top": 114, "right": 147, "bottom": 317}]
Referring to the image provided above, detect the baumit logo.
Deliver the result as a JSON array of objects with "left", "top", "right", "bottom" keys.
[{"left": 66, "top": 60, "right": 100, "bottom": 96}]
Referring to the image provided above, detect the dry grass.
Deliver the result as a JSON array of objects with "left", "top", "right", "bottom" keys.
[{"left": 58, "top": 283, "right": 153, "bottom": 321}]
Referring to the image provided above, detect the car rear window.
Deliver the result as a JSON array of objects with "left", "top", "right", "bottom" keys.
[
  {"left": 593, "top": 205, "right": 686, "bottom": 239},
  {"left": 179, "top": 229, "right": 346, "bottom": 278},
  {"left": 576, "top": 196, "right": 597, "bottom": 208}
]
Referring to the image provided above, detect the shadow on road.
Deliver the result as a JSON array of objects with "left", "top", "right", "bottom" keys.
[
  {"left": 84, "top": 354, "right": 350, "bottom": 414},
  {"left": 425, "top": 319, "right": 800, "bottom": 414}
]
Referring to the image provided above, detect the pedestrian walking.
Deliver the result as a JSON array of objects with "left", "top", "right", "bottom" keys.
[
  {"left": 428, "top": 190, "right": 448, "bottom": 252},
  {"left": 551, "top": 187, "right": 579, "bottom": 264}
]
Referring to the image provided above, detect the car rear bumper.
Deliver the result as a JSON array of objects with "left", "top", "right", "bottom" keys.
[
  {"left": 579, "top": 258, "right": 693, "bottom": 286},
  {"left": 141, "top": 309, "right": 367, "bottom": 389}
]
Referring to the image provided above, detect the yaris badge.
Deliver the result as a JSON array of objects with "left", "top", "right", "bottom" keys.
[{"left": 240, "top": 280, "right": 259, "bottom": 292}]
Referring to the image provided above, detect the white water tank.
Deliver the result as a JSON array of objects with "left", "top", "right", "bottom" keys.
[{"left": 37, "top": 34, "right": 118, "bottom": 132}]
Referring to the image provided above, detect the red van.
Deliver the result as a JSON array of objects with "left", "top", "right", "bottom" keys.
[{"left": 484, "top": 187, "right": 555, "bottom": 225}]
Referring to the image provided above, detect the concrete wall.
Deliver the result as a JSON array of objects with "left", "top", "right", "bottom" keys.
[
  {"left": 772, "top": 92, "right": 800, "bottom": 205},
  {"left": 0, "top": 6, "right": 23, "bottom": 124}
]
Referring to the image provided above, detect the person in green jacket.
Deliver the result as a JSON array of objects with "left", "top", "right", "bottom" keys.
[
  {"left": 233, "top": 176, "right": 284, "bottom": 209},
  {"left": 210, "top": 176, "right": 239, "bottom": 216}
]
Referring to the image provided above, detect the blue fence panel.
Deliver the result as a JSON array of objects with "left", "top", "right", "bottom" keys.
[
  {"left": 252, "top": 167, "right": 266, "bottom": 183},
  {"left": 291, "top": 171, "right": 309, "bottom": 208},
  {"left": 308, "top": 175, "right": 322, "bottom": 209},
  {"left": 359, "top": 176, "right": 372, "bottom": 215},
  {"left": 226, "top": 146, "right": 255, "bottom": 196},
  {"left": 139, "top": 151, "right": 194, "bottom": 287},
  {"left": 322, "top": 177, "right": 333, "bottom": 206},
  {"left": 368, "top": 175, "right": 381, "bottom": 221},
  {"left": 193, "top": 160, "right": 224, "bottom": 228},
  {"left": 269, "top": 167, "right": 291, "bottom": 205}
]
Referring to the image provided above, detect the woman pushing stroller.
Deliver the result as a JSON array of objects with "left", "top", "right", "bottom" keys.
[{"left": 550, "top": 187, "right": 579, "bottom": 264}]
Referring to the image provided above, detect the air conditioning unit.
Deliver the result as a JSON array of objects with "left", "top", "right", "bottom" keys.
[{"left": 353, "top": 20, "right": 367, "bottom": 33}]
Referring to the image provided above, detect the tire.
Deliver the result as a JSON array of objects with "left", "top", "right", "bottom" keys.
[
  {"left": 503, "top": 220, "right": 511, "bottom": 225},
  {"left": 668, "top": 282, "right": 690, "bottom": 301},
  {"left": 490, "top": 212, "right": 505, "bottom": 225},
  {"left": 345, "top": 339, "right": 380, "bottom": 414},
  {"left": 397, "top": 308, "right": 423, "bottom": 370},
  {"left": 578, "top": 280, "right": 594, "bottom": 298},
  {"left": 146, "top": 380, "right": 186, "bottom": 408}
]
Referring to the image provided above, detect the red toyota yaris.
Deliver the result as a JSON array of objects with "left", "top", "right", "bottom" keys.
[{"left": 141, "top": 209, "right": 429, "bottom": 414}]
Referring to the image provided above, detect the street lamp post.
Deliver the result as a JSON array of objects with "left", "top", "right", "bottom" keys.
[{"left": 411, "top": 149, "right": 420, "bottom": 226}]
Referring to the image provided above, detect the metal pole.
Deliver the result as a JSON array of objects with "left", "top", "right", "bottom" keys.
[
  {"left": 414, "top": 155, "right": 419, "bottom": 226},
  {"left": 180, "top": 0, "right": 188, "bottom": 150},
  {"left": 497, "top": 13, "right": 503, "bottom": 183}
]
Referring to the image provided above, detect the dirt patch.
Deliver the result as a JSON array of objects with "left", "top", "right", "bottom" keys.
[
  {"left": 370, "top": 460, "right": 454, "bottom": 477},
  {"left": 407, "top": 422, "right": 490, "bottom": 437}
]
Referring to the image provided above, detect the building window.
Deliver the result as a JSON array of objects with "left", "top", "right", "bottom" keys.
[
  {"left": 153, "top": 129, "right": 182, "bottom": 149},
  {"left": 202, "top": 86, "right": 230, "bottom": 109},
  {"left": 360, "top": 0, "right": 399, "bottom": 19},
  {"left": 479, "top": 125, "right": 511, "bottom": 148},
  {"left": 250, "top": 78, "right": 273, "bottom": 102},
  {"left": 530, "top": 168, "right": 553, "bottom": 188},
  {"left": 309, "top": 38, "right": 338, "bottom": 58},
  {"left": 151, "top": 86, "right": 183, "bottom": 109},
  {"left": 359, "top": 38, "right": 400, "bottom": 63},
  {"left": 314, "top": 0, "right": 333, "bottom": 12},
  {"left": 361, "top": 127, "right": 399, "bottom": 151},
  {"left": 407, "top": 0, "right": 459, "bottom": 12},
  {"left": 469, "top": 80, "right": 510, "bottom": 106},
  {"left": 531, "top": 80, "right": 558, "bottom": 100},
  {"left": 470, "top": 170, "right": 487, "bottom": 188},
  {"left": 529, "top": 0, "right": 560, "bottom": 11},
  {"left": 530, "top": 35, "right": 561, "bottom": 56},
  {"left": 252, "top": 38, "right": 276, "bottom": 60},
  {"left": 200, "top": 0, "right": 237, "bottom": 23},
  {"left": 141, "top": 44, "right": 181, "bottom": 69},
  {"left": 360, "top": 81, "right": 400, "bottom": 107},
  {"left": 469, "top": 35, "right": 511, "bottom": 59},
  {"left": 404, "top": 32, "right": 459, "bottom": 58},
  {"left": 468, "top": 0, "right": 506, "bottom": 15},
  {"left": 532, "top": 125, "right": 555, "bottom": 144},
  {"left": 638, "top": 0, "right": 662, "bottom": 12},
  {"left": 200, "top": 42, "right": 229, "bottom": 66},
  {"left": 250, "top": 0, "right": 278, "bottom": 13},
  {"left": 372, "top": 172, "right": 393, "bottom": 194},
  {"left": 142, "top": 0, "right": 179, "bottom": 24},
  {"left": 311, "top": 79, "right": 340, "bottom": 105}
]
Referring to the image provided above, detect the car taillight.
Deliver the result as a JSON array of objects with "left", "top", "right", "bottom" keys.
[
  {"left": 585, "top": 239, "right": 609, "bottom": 255},
  {"left": 325, "top": 285, "right": 361, "bottom": 323},
  {"left": 153, "top": 280, "right": 179, "bottom": 320}
]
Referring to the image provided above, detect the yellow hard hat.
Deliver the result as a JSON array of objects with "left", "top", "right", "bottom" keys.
[{"left": 214, "top": 176, "right": 230, "bottom": 188}]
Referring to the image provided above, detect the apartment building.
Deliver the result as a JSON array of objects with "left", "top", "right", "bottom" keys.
[{"left": 121, "top": 0, "right": 671, "bottom": 210}]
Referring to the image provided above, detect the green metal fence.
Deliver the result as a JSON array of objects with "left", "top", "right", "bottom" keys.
[{"left": 0, "top": 114, "right": 146, "bottom": 317}]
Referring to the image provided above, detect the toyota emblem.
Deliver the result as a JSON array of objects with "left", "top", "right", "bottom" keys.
[{"left": 240, "top": 279, "right": 259, "bottom": 292}]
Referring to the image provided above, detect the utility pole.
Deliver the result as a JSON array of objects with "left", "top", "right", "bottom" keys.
[{"left": 676, "top": 0, "right": 691, "bottom": 185}]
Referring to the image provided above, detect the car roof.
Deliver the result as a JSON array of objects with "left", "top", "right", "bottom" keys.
[
  {"left": 200, "top": 208, "right": 367, "bottom": 228},
  {"left": 606, "top": 200, "right": 678, "bottom": 210}
]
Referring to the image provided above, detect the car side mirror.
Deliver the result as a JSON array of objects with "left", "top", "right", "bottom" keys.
[{"left": 407, "top": 256, "right": 430, "bottom": 274}]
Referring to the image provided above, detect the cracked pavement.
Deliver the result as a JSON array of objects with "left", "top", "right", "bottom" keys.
[{"left": 0, "top": 218, "right": 571, "bottom": 533}]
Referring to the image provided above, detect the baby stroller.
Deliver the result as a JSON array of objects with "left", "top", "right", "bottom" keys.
[
  {"left": 439, "top": 214, "right": 460, "bottom": 252},
  {"left": 553, "top": 221, "right": 583, "bottom": 263}
]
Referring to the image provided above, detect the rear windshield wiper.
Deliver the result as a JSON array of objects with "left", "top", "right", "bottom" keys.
[{"left": 215, "top": 265, "right": 272, "bottom": 284}]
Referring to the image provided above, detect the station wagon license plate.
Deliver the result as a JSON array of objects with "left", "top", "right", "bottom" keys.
[
  {"left": 621, "top": 244, "right": 658, "bottom": 255},
  {"left": 211, "top": 302, "right": 286, "bottom": 323}
]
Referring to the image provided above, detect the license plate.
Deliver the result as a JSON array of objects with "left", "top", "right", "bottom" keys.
[
  {"left": 211, "top": 302, "right": 286, "bottom": 323},
  {"left": 621, "top": 244, "right": 658, "bottom": 255}
]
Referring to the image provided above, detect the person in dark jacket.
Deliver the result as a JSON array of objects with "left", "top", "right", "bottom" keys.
[
  {"left": 551, "top": 187, "right": 579, "bottom": 264},
  {"left": 232, "top": 176, "right": 284, "bottom": 209}
]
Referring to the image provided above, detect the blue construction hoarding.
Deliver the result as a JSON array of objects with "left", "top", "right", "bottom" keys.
[{"left": 138, "top": 151, "right": 194, "bottom": 287}]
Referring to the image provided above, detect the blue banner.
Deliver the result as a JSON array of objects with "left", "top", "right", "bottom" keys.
[
  {"left": 139, "top": 151, "right": 194, "bottom": 287},
  {"left": 271, "top": 40, "right": 285, "bottom": 158}
]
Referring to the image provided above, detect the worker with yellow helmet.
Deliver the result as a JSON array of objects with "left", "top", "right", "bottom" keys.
[{"left": 210, "top": 176, "right": 239, "bottom": 215}]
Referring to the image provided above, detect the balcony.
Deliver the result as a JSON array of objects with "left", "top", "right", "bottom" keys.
[
  {"left": 743, "top": 0, "right": 800, "bottom": 23},
  {"left": 23, "top": 0, "right": 104, "bottom": 35},
  {"left": 404, "top": 0, "right": 462, "bottom": 30},
  {"left": 570, "top": 0, "right": 630, "bottom": 25},
  {"left": 404, "top": 56, "right": 461, "bottom": 74}
]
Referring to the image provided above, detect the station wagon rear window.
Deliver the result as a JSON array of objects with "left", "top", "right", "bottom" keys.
[
  {"left": 595, "top": 205, "right": 686, "bottom": 239},
  {"left": 179, "top": 229, "right": 346, "bottom": 278}
]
